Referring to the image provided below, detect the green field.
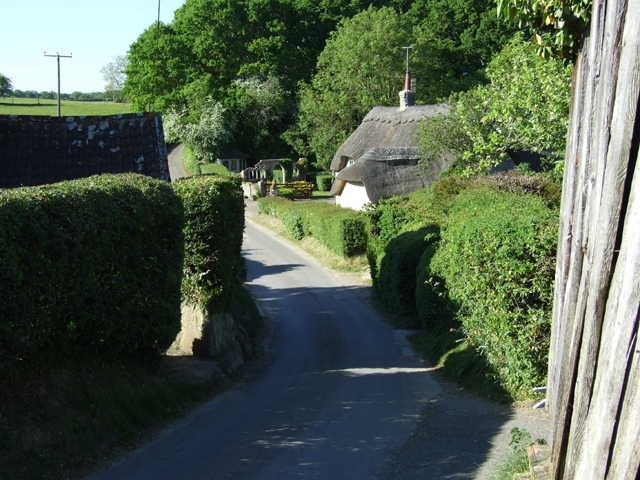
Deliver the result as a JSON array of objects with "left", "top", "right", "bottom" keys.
[{"left": 0, "top": 97, "right": 135, "bottom": 116}]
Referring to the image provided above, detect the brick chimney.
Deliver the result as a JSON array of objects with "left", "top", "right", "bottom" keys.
[{"left": 399, "top": 73, "right": 415, "bottom": 110}]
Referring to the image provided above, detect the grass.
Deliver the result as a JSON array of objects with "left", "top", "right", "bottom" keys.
[
  {"left": 311, "top": 190, "right": 334, "bottom": 198},
  {"left": 0, "top": 97, "right": 134, "bottom": 116},
  {"left": 0, "top": 356, "right": 220, "bottom": 480},
  {"left": 490, "top": 428, "right": 543, "bottom": 480},
  {"left": 200, "top": 162, "right": 234, "bottom": 176},
  {"left": 181, "top": 145, "right": 234, "bottom": 177},
  {"left": 251, "top": 212, "right": 370, "bottom": 274}
]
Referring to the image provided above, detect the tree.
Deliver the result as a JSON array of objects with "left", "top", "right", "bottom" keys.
[
  {"left": 0, "top": 73, "right": 12, "bottom": 97},
  {"left": 124, "top": 23, "right": 196, "bottom": 112},
  {"left": 224, "top": 75, "right": 291, "bottom": 158},
  {"left": 286, "top": 6, "right": 411, "bottom": 168},
  {"left": 408, "top": 0, "right": 516, "bottom": 102},
  {"left": 101, "top": 55, "right": 128, "bottom": 102},
  {"left": 420, "top": 35, "right": 573, "bottom": 176},
  {"left": 496, "top": 0, "right": 592, "bottom": 57},
  {"left": 164, "top": 98, "right": 231, "bottom": 163}
]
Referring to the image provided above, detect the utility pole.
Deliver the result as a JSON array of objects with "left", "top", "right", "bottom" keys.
[{"left": 44, "top": 52, "right": 72, "bottom": 117}]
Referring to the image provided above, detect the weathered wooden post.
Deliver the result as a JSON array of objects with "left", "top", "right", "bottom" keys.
[{"left": 546, "top": 0, "right": 640, "bottom": 478}]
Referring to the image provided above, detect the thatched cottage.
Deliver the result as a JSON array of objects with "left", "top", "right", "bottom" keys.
[{"left": 330, "top": 77, "right": 452, "bottom": 210}]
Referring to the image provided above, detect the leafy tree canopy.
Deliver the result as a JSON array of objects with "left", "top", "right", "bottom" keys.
[
  {"left": 496, "top": 0, "right": 592, "bottom": 57},
  {"left": 286, "top": 1, "right": 514, "bottom": 168},
  {"left": 286, "top": 6, "right": 411, "bottom": 168},
  {"left": 420, "top": 35, "right": 573, "bottom": 176},
  {"left": 0, "top": 73, "right": 13, "bottom": 97},
  {"left": 101, "top": 55, "right": 129, "bottom": 102},
  {"left": 124, "top": 23, "right": 197, "bottom": 112},
  {"left": 408, "top": 0, "right": 516, "bottom": 101}
]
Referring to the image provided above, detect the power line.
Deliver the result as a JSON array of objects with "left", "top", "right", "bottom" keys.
[{"left": 44, "top": 52, "right": 72, "bottom": 117}]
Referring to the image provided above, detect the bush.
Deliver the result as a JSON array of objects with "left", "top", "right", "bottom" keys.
[
  {"left": 420, "top": 35, "right": 573, "bottom": 176},
  {"left": 415, "top": 239, "right": 457, "bottom": 332},
  {"left": 375, "top": 228, "right": 435, "bottom": 320},
  {"left": 283, "top": 210, "right": 306, "bottom": 239},
  {"left": 316, "top": 174, "right": 333, "bottom": 192},
  {"left": 366, "top": 177, "right": 472, "bottom": 311},
  {"left": 258, "top": 197, "right": 367, "bottom": 257},
  {"left": 430, "top": 187, "right": 558, "bottom": 398},
  {"left": 174, "top": 175, "right": 244, "bottom": 312},
  {"left": 0, "top": 174, "right": 183, "bottom": 362},
  {"left": 277, "top": 187, "right": 296, "bottom": 200}
]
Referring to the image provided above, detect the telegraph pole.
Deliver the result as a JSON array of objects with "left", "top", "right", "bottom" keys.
[{"left": 44, "top": 52, "right": 72, "bottom": 117}]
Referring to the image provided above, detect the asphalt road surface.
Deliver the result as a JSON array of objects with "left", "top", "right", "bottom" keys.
[
  {"left": 88, "top": 217, "right": 547, "bottom": 480},
  {"left": 168, "top": 144, "right": 189, "bottom": 182}
]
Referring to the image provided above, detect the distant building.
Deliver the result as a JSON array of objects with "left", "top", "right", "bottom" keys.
[{"left": 330, "top": 74, "right": 452, "bottom": 211}]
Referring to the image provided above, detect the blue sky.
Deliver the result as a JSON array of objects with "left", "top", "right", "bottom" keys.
[{"left": 1, "top": 0, "right": 186, "bottom": 93}]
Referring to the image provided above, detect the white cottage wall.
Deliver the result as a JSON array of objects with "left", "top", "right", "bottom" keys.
[{"left": 336, "top": 182, "right": 370, "bottom": 211}]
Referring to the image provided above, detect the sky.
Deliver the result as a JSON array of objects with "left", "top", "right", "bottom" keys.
[{"left": 1, "top": 0, "right": 186, "bottom": 93}]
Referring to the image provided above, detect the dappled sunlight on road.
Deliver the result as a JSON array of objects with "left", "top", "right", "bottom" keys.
[{"left": 323, "top": 367, "right": 439, "bottom": 377}]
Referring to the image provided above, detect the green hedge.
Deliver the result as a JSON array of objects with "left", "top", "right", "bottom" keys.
[
  {"left": 0, "top": 174, "right": 183, "bottom": 362},
  {"left": 174, "top": 175, "right": 245, "bottom": 312},
  {"left": 315, "top": 174, "right": 333, "bottom": 192},
  {"left": 258, "top": 197, "right": 367, "bottom": 257},
  {"left": 375, "top": 227, "right": 435, "bottom": 319},
  {"left": 366, "top": 177, "right": 470, "bottom": 314},
  {"left": 430, "top": 187, "right": 558, "bottom": 398}
]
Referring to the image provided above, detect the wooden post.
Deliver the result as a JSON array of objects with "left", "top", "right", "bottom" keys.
[{"left": 547, "top": 0, "right": 640, "bottom": 478}]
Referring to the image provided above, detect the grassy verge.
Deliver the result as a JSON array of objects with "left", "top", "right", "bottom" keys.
[
  {"left": 0, "top": 98, "right": 134, "bottom": 116},
  {"left": 0, "top": 357, "right": 221, "bottom": 480},
  {"left": 251, "top": 213, "right": 369, "bottom": 274},
  {"left": 490, "top": 428, "right": 544, "bottom": 480}
]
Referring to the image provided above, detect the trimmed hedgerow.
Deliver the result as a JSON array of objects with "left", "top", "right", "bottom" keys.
[
  {"left": 315, "top": 174, "right": 333, "bottom": 192},
  {"left": 430, "top": 187, "right": 558, "bottom": 398},
  {"left": 257, "top": 197, "right": 367, "bottom": 257},
  {"left": 173, "top": 175, "right": 244, "bottom": 312},
  {"left": 366, "top": 176, "right": 471, "bottom": 315},
  {"left": 0, "top": 174, "right": 183, "bottom": 362},
  {"left": 375, "top": 227, "right": 435, "bottom": 319}
]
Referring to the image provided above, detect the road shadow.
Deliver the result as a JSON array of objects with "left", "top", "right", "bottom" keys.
[{"left": 244, "top": 255, "right": 305, "bottom": 282}]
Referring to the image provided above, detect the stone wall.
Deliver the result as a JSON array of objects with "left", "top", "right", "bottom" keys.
[{"left": 0, "top": 113, "right": 169, "bottom": 188}]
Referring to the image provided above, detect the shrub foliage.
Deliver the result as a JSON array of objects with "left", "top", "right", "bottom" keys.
[
  {"left": 420, "top": 36, "right": 573, "bottom": 176},
  {"left": 174, "top": 175, "right": 245, "bottom": 312},
  {"left": 365, "top": 175, "right": 560, "bottom": 398},
  {"left": 0, "top": 174, "right": 183, "bottom": 362},
  {"left": 430, "top": 187, "right": 558, "bottom": 398},
  {"left": 258, "top": 197, "right": 367, "bottom": 257}
]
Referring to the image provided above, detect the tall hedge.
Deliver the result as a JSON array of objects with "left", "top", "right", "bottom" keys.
[
  {"left": 0, "top": 174, "right": 183, "bottom": 362},
  {"left": 258, "top": 197, "right": 367, "bottom": 257},
  {"left": 174, "top": 175, "right": 245, "bottom": 311},
  {"left": 430, "top": 187, "right": 558, "bottom": 398},
  {"left": 366, "top": 177, "right": 470, "bottom": 317}
]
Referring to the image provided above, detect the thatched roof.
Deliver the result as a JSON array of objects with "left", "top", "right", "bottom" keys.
[
  {"left": 329, "top": 104, "right": 449, "bottom": 171},
  {"left": 331, "top": 147, "right": 453, "bottom": 202}
]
